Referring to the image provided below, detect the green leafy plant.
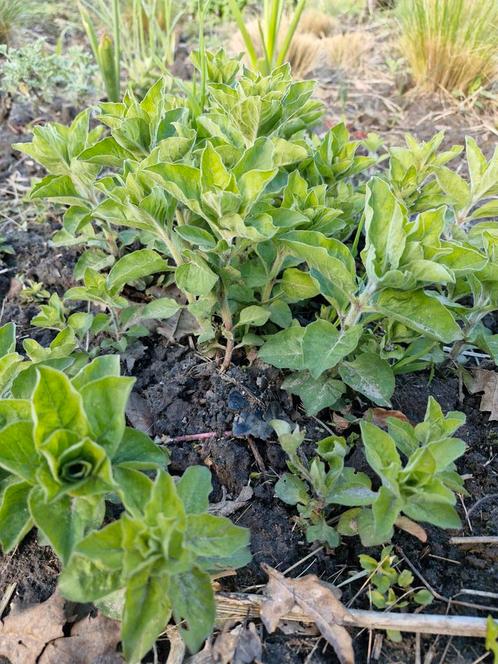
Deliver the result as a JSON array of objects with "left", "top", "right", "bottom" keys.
[
  {"left": 0, "top": 39, "right": 96, "bottom": 107},
  {"left": 0, "top": 356, "right": 165, "bottom": 562},
  {"left": 359, "top": 546, "right": 433, "bottom": 610},
  {"left": 358, "top": 546, "right": 432, "bottom": 641},
  {"left": 397, "top": 0, "right": 498, "bottom": 95},
  {"left": 272, "top": 397, "right": 467, "bottom": 548},
  {"left": 0, "top": 321, "right": 88, "bottom": 398},
  {"left": 14, "top": 53, "right": 498, "bottom": 414},
  {"left": 227, "top": 0, "right": 308, "bottom": 74},
  {"left": 339, "top": 397, "right": 467, "bottom": 546},
  {"left": 271, "top": 419, "right": 375, "bottom": 547},
  {"left": 79, "top": 0, "right": 182, "bottom": 99},
  {"left": 58, "top": 466, "right": 251, "bottom": 661}
]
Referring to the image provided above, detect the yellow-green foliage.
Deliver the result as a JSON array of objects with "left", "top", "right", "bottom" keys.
[{"left": 398, "top": 0, "right": 498, "bottom": 94}]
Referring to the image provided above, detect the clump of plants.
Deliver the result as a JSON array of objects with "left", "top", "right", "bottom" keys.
[
  {"left": 14, "top": 50, "right": 498, "bottom": 416},
  {"left": 0, "top": 322, "right": 251, "bottom": 660},
  {"left": 397, "top": 0, "right": 498, "bottom": 94},
  {"left": 272, "top": 396, "right": 467, "bottom": 547},
  {"left": 0, "top": 39, "right": 97, "bottom": 108}
]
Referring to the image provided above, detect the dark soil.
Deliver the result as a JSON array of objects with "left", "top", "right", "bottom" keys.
[{"left": 0, "top": 60, "right": 497, "bottom": 664}]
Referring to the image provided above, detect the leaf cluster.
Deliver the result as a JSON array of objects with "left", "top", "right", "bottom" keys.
[{"left": 272, "top": 397, "right": 467, "bottom": 547}]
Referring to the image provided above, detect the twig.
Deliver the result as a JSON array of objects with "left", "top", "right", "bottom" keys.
[
  {"left": 397, "top": 547, "right": 498, "bottom": 613},
  {"left": 215, "top": 592, "right": 490, "bottom": 637},
  {"left": 162, "top": 430, "right": 232, "bottom": 443},
  {"left": 449, "top": 536, "right": 498, "bottom": 546},
  {"left": 0, "top": 583, "right": 16, "bottom": 619},
  {"left": 467, "top": 494, "right": 498, "bottom": 518}
]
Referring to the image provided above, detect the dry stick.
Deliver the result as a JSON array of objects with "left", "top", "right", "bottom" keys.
[
  {"left": 449, "top": 536, "right": 498, "bottom": 546},
  {"left": 397, "top": 547, "right": 498, "bottom": 613},
  {"left": 163, "top": 430, "right": 232, "bottom": 443},
  {"left": 215, "top": 592, "right": 489, "bottom": 638}
]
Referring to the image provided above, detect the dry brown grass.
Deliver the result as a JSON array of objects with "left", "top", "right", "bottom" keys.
[
  {"left": 397, "top": 0, "right": 498, "bottom": 94},
  {"left": 298, "top": 9, "right": 337, "bottom": 38},
  {"left": 322, "top": 30, "right": 374, "bottom": 72}
]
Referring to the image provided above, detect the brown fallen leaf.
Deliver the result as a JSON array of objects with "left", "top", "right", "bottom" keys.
[
  {"left": 366, "top": 408, "right": 410, "bottom": 429},
  {"left": 395, "top": 516, "right": 427, "bottom": 543},
  {"left": 260, "top": 565, "right": 355, "bottom": 664},
  {"left": 0, "top": 592, "right": 65, "bottom": 664},
  {"left": 39, "top": 613, "right": 122, "bottom": 664},
  {"left": 212, "top": 623, "right": 262, "bottom": 664},
  {"left": 468, "top": 369, "right": 498, "bottom": 421},
  {"left": 125, "top": 391, "right": 154, "bottom": 434},
  {"left": 332, "top": 412, "right": 351, "bottom": 432},
  {"left": 0, "top": 592, "right": 122, "bottom": 664}
]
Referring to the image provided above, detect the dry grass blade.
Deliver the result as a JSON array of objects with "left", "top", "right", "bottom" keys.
[{"left": 260, "top": 564, "right": 355, "bottom": 664}]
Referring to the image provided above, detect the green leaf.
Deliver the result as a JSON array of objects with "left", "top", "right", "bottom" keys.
[
  {"left": 107, "top": 249, "right": 168, "bottom": 293},
  {"left": 33, "top": 366, "right": 89, "bottom": 448},
  {"left": 71, "top": 355, "right": 121, "bottom": 391},
  {"left": 303, "top": 321, "right": 362, "bottom": 378},
  {"left": 0, "top": 421, "right": 37, "bottom": 482},
  {"left": 414, "top": 589, "right": 433, "bottom": 606},
  {"left": 0, "top": 400, "right": 31, "bottom": 430},
  {"left": 79, "top": 137, "right": 134, "bottom": 167},
  {"left": 170, "top": 567, "right": 215, "bottom": 653},
  {"left": 29, "top": 488, "right": 104, "bottom": 563},
  {"left": 121, "top": 571, "right": 172, "bottom": 664},
  {"left": 280, "top": 268, "right": 320, "bottom": 302},
  {"left": 113, "top": 467, "right": 154, "bottom": 518},
  {"left": 306, "top": 520, "right": 340, "bottom": 548},
  {"left": 339, "top": 353, "right": 395, "bottom": 407},
  {"left": 371, "top": 487, "right": 402, "bottom": 544},
  {"left": 113, "top": 427, "right": 165, "bottom": 469},
  {"left": 142, "top": 297, "right": 181, "bottom": 320},
  {"left": 80, "top": 377, "right": 134, "bottom": 455},
  {"left": 185, "top": 513, "right": 250, "bottom": 567},
  {"left": 360, "top": 421, "right": 401, "bottom": 484},
  {"left": 375, "top": 289, "right": 463, "bottom": 343},
  {"left": 177, "top": 466, "right": 212, "bottom": 515},
  {"left": 363, "top": 177, "right": 406, "bottom": 280},
  {"left": 236, "top": 305, "right": 270, "bottom": 328},
  {"left": 275, "top": 473, "right": 309, "bottom": 505},
  {"left": 176, "top": 256, "right": 218, "bottom": 296},
  {"left": 281, "top": 373, "right": 345, "bottom": 416},
  {"left": 0, "top": 480, "right": 33, "bottom": 552},
  {"left": 259, "top": 325, "right": 305, "bottom": 370},
  {"left": 0, "top": 323, "right": 16, "bottom": 357}
]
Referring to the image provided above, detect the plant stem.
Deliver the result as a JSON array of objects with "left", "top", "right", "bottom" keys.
[{"left": 220, "top": 292, "right": 234, "bottom": 372}]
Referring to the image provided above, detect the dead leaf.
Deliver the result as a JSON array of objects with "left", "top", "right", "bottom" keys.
[
  {"left": 366, "top": 408, "right": 410, "bottom": 429},
  {"left": 209, "top": 485, "right": 254, "bottom": 518},
  {"left": 125, "top": 391, "right": 153, "bottom": 434},
  {"left": 39, "top": 613, "right": 122, "bottom": 664},
  {"left": 0, "top": 592, "right": 65, "bottom": 664},
  {"left": 210, "top": 623, "right": 262, "bottom": 664},
  {"left": 261, "top": 565, "right": 355, "bottom": 664},
  {"left": 333, "top": 413, "right": 351, "bottom": 432},
  {"left": 0, "top": 592, "right": 122, "bottom": 664},
  {"left": 468, "top": 369, "right": 498, "bottom": 421},
  {"left": 395, "top": 516, "right": 427, "bottom": 543},
  {"left": 157, "top": 308, "right": 201, "bottom": 342},
  {"left": 5, "top": 277, "right": 22, "bottom": 301}
]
